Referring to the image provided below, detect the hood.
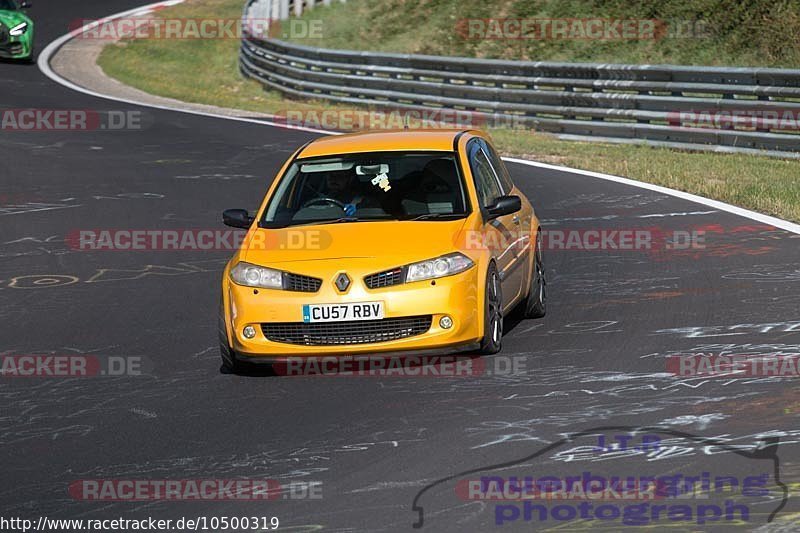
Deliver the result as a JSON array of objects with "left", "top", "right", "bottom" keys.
[
  {"left": 0, "top": 10, "right": 31, "bottom": 29},
  {"left": 242, "top": 218, "right": 470, "bottom": 268}
]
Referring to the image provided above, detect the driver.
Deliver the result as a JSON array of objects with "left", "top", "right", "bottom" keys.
[{"left": 324, "top": 170, "right": 373, "bottom": 215}]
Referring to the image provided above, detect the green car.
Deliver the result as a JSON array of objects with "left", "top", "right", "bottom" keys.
[{"left": 0, "top": 0, "right": 33, "bottom": 61}]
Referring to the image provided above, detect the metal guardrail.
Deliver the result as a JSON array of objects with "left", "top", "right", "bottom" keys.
[{"left": 240, "top": 0, "right": 800, "bottom": 156}]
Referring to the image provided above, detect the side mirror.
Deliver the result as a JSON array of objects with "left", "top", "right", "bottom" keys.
[
  {"left": 223, "top": 208, "right": 253, "bottom": 229},
  {"left": 486, "top": 195, "right": 521, "bottom": 220}
]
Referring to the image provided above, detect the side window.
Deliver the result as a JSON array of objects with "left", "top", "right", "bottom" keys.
[
  {"left": 469, "top": 142, "right": 503, "bottom": 207},
  {"left": 482, "top": 141, "right": 515, "bottom": 194}
]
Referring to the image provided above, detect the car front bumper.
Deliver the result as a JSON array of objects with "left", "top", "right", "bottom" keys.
[
  {"left": 223, "top": 263, "right": 483, "bottom": 358},
  {"left": 0, "top": 29, "right": 32, "bottom": 59}
]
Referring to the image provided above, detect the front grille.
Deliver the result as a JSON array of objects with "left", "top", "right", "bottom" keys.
[
  {"left": 283, "top": 272, "right": 322, "bottom": 293},
  {"left": 261, "top": 315, "right": 432, "bottom": 346},
  {"left": 364, "top": 267, "right": 405, "bottom": 289},
  {"left": 0, "top": 25, "right": 8, "bottom": 45},
  {"left": 0, "top": 43, "right": 21, "bottom": 56}
]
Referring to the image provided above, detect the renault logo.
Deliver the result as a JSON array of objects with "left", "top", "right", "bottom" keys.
[{"left": 334, "top": 273, "right": 351, "bottom": 292}]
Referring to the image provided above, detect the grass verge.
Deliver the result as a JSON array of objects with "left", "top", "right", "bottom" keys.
[
  {"left": 97, "top": 0, "right": 800, "bottom": 222},
  {"left": 287, "top": 0, "right": 800, "bottom": 67}
]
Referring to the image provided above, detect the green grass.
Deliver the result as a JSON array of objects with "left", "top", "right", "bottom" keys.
[
  {"left": 97, "top": 0, "right": 800, "bottom": 222},
  {"left": 491, "top": 128, "right": 800, "bottom": 221},
  {"left": 99, "top": 0, "right": 281, "bottom": 112},
  {"left": 289, "top": 0, "right": 800, "bottom": 67}
]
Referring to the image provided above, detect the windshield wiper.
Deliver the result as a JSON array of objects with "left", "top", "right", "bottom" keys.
[
  {"left": 260, "top": 217, "right": 359, "bottom": 229},
  {"left": 404, "top": 213, "right": 464, "bottom": 221},
  {"left": 313, "top": 216, "right": 363, "bottom": 225},
  {"left": 286, "top": 217, "right": 393, "bottom": 227}
]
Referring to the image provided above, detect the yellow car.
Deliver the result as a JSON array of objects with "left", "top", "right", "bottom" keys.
[{"left": 219, "top": 129, "right": 545, "bottom": 373}]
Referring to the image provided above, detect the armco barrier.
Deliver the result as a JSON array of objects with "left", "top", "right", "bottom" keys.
[{"left": 240, "top": 0, "right": 800, "bottom": 156}]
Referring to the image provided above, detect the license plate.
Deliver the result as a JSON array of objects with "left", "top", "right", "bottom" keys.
[{"left": 302, "top": 302, "right": 384, "bottom": 323}]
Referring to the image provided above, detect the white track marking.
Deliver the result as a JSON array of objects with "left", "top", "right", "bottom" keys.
[
  {"left": 505, "top": 158, "right": 800, "bottom": 235},
  {"left": 37, "top": 0, "right": 333, "bottom": 136},
  {"left": 38, "top": 1, "right": 800, "bottom": 235}
]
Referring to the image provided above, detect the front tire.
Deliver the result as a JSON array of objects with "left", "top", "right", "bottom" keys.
[
  {"left": 218, "top": 299, "right": 244, "bottom": 374},
  {"left": 479, "top": 263, "right": 503, "bottom": 355},
  {"left": 23, "top": 43, "right": 35, "bottom": 64}
]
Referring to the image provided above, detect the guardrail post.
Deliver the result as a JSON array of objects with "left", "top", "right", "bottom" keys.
[{"left": 270, "top": 0, "right": 280, "bottom": 22}]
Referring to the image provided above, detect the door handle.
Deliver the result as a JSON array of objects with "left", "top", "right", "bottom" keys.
[{"left": 512, "top": 215, "right": 520, "bottom": 225}]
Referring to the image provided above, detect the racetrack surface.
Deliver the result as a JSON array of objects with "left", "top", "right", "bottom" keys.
[{"left": 2, "top": 2, "right": 800, "bottom": 531}]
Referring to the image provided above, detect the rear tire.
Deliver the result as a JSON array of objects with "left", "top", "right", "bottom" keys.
[
  {"left": 521, "top": 231, "right": 546, "bottom": 319},
  {"left": 479, "top": 263, "right": 503, "bottom": 355}
]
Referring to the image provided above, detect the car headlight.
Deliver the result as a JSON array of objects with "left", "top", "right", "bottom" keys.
[
  {"left": 230, "top": 262, "right": 283, "bottom": 289},
  {"left": 405, "top": 252, "right": 474, "bottom": 283},
  {"left": 9, "top": 22, "right": 28, "bottom": 36}
]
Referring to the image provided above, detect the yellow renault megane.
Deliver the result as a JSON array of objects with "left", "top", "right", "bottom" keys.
[{"left": 219, "top": 129, "right": 545, "bottom": 372}]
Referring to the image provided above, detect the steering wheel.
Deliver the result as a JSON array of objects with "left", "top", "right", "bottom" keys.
[{"left": 301, "top": 197, "right": 347, "bottom": 210}]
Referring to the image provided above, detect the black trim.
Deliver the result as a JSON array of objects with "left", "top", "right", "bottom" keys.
[
  {"left": 451, "top": 131, "right": 473, "bottom": 215},
  {"left": 364, "top": 266, "right": 407, "bottom": 289},
  {"left": 236, "top": 342, "right": 483, "bottom": 362},
  {"left": 452, "top": 130, "right": 467, "bottom": 151},
  {"left": 281, "top": 272, "right": 323, "bottom": 293},
  {"left": 465, "top": 138, "right": 493, "bottom": 223},
  {"left": 261, "top": 315, "right": 432, "bottom": 346}
]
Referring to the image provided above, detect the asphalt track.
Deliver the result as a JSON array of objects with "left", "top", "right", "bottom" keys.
[{"left": 1, "top": 1, "right": 800, "bottom": 531}]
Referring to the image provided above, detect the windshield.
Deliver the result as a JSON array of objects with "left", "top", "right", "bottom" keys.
[
  {"left": 0, "top": 0, "right": 18, "bottom": 10},
  {"left": 260, "top": 151, "right": 469, "bottom": 228}
]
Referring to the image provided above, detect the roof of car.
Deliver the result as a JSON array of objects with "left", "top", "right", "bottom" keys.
[{"left": 297, "top": 129, "right": 482, "bottom": 158}]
